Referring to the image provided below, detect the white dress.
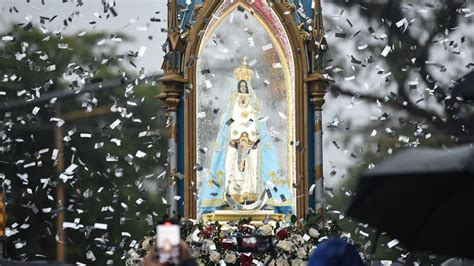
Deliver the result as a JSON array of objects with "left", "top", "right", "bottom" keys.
[{"left": 224, "top": 92, "right": 260, "bottom": 200}]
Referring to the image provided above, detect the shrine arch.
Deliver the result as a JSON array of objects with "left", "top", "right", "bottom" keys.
[{"left": 182, "top": 0, "right": 310, "bottom": 218}]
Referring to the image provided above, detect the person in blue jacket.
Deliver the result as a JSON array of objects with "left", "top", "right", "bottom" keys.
[{"left": 308, "top": 237, "right": 365, "bottom": 266}]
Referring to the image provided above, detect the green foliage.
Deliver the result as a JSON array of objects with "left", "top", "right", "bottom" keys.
[{"left": 0, "top": 25, "right": 168, "bottom": 264}]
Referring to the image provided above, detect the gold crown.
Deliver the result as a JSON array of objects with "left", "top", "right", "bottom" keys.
[{"left": 234, "top": 56, "right": 254, "bottom": 81}]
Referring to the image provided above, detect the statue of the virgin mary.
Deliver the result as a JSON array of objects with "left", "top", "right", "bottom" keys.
[{"left": 198, "top": 57, "right": 294, "bottom": 215}]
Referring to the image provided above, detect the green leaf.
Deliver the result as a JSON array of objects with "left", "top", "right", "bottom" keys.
[{"left": 290, "top": 215, "right": 297, "bottom": 224}]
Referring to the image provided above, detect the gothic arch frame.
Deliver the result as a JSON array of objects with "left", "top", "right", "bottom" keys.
[{"left": 182, "top": 0, "right": 310, "bottom": 218}]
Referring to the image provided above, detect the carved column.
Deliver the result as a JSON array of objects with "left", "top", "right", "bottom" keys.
[
  {"left": 158, "top": 0, "right": 186, "bottom": 217},
  {"left": 158, "top": 74, "right": 184, "bottom": 216},
  {"left": 307, "top": 0, "right": 330, "bottom": 215},
  {"left": 307, "top": 74, "right": 329, "bottom": 214}
]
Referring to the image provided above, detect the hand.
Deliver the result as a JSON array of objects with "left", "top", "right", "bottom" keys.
[
  {"left": 143, "top": 241, "right": 194, "bottom": 266},
  {"left": 143, "top": 245, "right": 162, "bottom": 266}
]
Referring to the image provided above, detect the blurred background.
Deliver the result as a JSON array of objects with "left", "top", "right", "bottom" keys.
[{"left": 0, "top": 0, "right": 472, "bottom": 264}]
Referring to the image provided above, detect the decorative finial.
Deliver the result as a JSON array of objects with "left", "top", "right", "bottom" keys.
[{"left": 234, "top": 56, "right": 254, "bottom": 81}]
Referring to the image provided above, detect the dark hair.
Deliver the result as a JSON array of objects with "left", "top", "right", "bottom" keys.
[{"left": 237, "top": 80, "right": 249, "bottom": 93}]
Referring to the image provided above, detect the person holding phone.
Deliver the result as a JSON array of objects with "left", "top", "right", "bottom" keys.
[
  {"left": 143, "top": 241, "right": 196, "bottom": 266},
  {"left": 144, "top": 222, "right": 197, "bottom": 266}
]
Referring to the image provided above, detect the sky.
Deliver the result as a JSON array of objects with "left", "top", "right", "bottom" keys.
[
  {"left": 2, "top": 0, "right": 472, "bottom": 191},
  {"left": 1, "top": 0, "right": 168, "bottom": 74}
]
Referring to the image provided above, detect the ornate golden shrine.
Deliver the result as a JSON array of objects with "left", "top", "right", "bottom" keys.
[{"left": 158, "top": 0, "right": 330, "bottom": 222}]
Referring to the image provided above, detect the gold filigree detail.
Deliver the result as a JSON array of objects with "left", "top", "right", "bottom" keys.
[
  {"left": 298, "top": 23, "right": 311, "bottom": 41},
  {"left": 238, "top": 93, "right": 250, "bottom": 108}
]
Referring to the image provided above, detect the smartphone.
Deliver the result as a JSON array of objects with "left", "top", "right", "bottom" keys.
[
  {"left": 236, "top": 235, "right": 274, "bottom": 253},
  {"left": 156, "top": 222, "right": 180, "bottom": 264}
]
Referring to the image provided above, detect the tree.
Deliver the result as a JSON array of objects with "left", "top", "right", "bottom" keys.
[
  {"left": 0, "top": 25, "right": 168, "bottom": 264},
  {"left": 320, "top": 0, "right": 473, "bottom": 263}
]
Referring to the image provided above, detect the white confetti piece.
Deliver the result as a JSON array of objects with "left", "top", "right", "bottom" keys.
[
  {"left": 32, "top": 106, "right": 40, "bottom": 115},
  {"left": 262, "top": 43, "right": 273, "bottom": 51},
  {"left": 248, "top": 37, "right": 255, "bottom": 48},
  {"left": 381, "top": 45, "right": 391, "bottom": 57},
  {"left": 23, "top": 162, "right": 35, "bottom": 168},
  {"left": 387, "top": 239, "right": 399, "bottom": 248},
  {"left": 395, "top": 18, "right": 408, "bottom": 28},
  {"left": 135, "top": 150, "right": 146, "bottom": 158},
  {"left": 94, "top": 223, "right": 108, "bottom": 230},
  {"left": 370, "top": 129, "right": 377, "bottom": 136},
  {"left": 63, "top": 222, "right": 77, "bottom": 229},
  {"left": 86, "top": 250, "right": 96, "bottom": 261},
  {"left": 110, "top": 138, "right": 121, "bottom": 146},
  {"left": 64, "top": 164, "right": 78, "bottom": 175},
  {"left": 138, "top": 46, "right": 147, "bottom": 57},
  {"left": 46, "top": 64, "right": 56, "bottom": 72},
  {"left": 80, "top": 133, "right": 92, "bottom": 138},
  {"left": 205, "top": 79, "right": 213, "bottom": 89},
  {"left": 109, "top": 119, "right": 121, "bottom": 129},
  {"left": 272, "top": 63, "right": 282, "bottom": 68}
]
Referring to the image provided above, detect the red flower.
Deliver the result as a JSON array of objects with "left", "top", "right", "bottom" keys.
[
  {"left": 239, "top": 253, "right": 253, "bottom": 266},
  {"left": 220, "top": 238, "right": 235, "bottom": 250},
  {"left": 276, "top": 228, "right": 289, "bottom": 240},
  {"left": 201, "top": 225, "right": 215, "bottom": 239}
]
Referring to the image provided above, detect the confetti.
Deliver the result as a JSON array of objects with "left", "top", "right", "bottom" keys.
[{"left": 381, "top": 45, "right": 391, "bottom": 57}]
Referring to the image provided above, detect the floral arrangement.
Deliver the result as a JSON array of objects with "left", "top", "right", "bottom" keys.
[{"left": 126, "top": 213, "right": 364, "bottom": 266}]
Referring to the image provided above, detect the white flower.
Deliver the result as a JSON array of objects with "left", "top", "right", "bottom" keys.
[
  {"left": 292, "top": 258, "right": 305, "bottom": 266},
  {"left": 126, "top": 250, "right": 142, "bottom": 266},
  {"left": 142, "top": 237, "right": 154, "bottom": 251},
  {"left": 203, "top": 239, "right": 214, "bottom": 250},
  {"left": 221, "top": 224, "right": 235, "bottom": 232},
  {"left": 186, "top": 234, "right": 193, "bottom": 243},
  {"left": 265, "top": 255, "right": 276, "bottom": 266},
  {"left": 209, "top": 251, "right": 221, "bottom": 262},
  {"left": 224, "top": 252, "right": 237, "bottom": 264},
  {"left": 291, "top": 234, "right": 304, "bottom": 245},
  {"left": 258, "top": 224, "right": 273, "bottom": 235},
  {"left": 309, "top": 228, "right": 320, "bottom": 238},
  {"left": 296, "top": 247, "right": 307, "bottom": 258},
  {"left": 276, "top": 240, "right": 293, "bottom": 252},
  {"left": 276, "top": 256, "right": 290, "bottom": 266}
]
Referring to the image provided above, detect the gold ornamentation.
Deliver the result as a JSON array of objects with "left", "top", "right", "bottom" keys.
[
  {"left": 238, "top": 93, "right": 250, "bottom": 108},
  {"left": 233, "top": 56, "right": 254, "bottom": 81},
  {"left": 230, "top": 192, "right": 258, "bottom": 203},
  {"left": 298, "top": 23, "right": 311, "bottom": 41},
  {"left": 207, "top": 170, "right": 224, "bottom": 188},
  {"left": 241, "top": 111, "right": 249, "bottom": 118},
  {"left": 202, "top": 210, "right": 285, "bottom": 224},
  {"left": 233, "top": 130, "right": 238, "bottom": 136},
  {"left": 270, "top": 171, "right": 287, "bottom": 187}
]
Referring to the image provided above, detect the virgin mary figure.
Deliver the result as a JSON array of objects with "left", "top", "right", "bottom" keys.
[{"left": 199, "top": 57, "right": 294, "bottom": 215}]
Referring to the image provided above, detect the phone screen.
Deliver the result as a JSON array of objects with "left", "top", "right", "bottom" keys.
[
  {"left": 237, "top": 235, "right": 274, "bottom": 253},
  {"left": 156, "top": 223, "right": 180, "bottom": 264}
]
